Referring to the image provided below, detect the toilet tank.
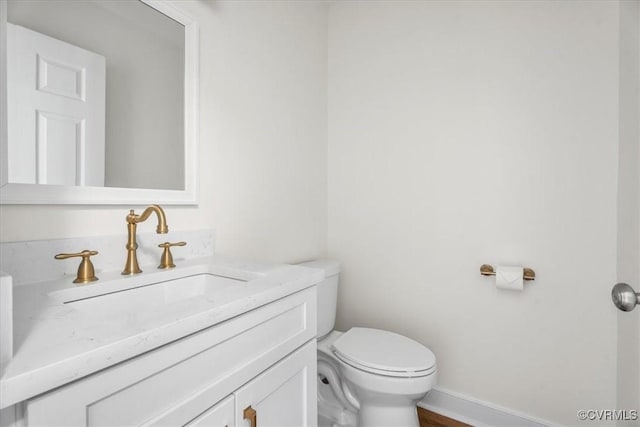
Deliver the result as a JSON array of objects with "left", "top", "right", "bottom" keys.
[{"left": 297, "top": 260, "right": 341, "bottom": 338}]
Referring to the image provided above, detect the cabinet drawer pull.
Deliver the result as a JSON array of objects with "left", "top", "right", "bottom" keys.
[{"left": 243, "top": 406, "right": 257, "bottom": 427}]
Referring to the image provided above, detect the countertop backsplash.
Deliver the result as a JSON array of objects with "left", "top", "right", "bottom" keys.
[{"left": 0, "top": 229, "right": 215, "bottom": 285}]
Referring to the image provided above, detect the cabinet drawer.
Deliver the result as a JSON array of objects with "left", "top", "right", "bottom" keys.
[{"left": 26, "top": 288, "right": 316, "bottom": 427}]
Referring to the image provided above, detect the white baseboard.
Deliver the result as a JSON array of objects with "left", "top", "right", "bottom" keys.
[{"left": 419, "top": 387, "right": 558, "bottom": 427}]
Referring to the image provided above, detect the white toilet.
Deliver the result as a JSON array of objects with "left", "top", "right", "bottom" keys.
[{"left": 299, "top": 260, "right": 437, "bottom": 427}]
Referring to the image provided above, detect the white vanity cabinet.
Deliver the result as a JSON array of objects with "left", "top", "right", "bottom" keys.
[{"left": 23, "top": 287, "right": 317, "bottom": 427}]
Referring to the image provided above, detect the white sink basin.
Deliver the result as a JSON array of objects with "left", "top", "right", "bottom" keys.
[{"left": 61, "top": 273, "right": 246, "bottom": 314}]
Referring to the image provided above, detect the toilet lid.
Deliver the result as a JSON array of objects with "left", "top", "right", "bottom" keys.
[{"left": 331, "top": 328, "right": 436, "bottom": 378}]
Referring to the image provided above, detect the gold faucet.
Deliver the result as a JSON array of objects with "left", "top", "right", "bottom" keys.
[{"left": 122, "top": 205, "right": 168, "bottom": 275}]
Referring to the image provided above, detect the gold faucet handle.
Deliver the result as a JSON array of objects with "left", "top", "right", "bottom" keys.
[
  {"left": 158, "top": 242, "right": 186, "bottom": 269},
  {"left": 54, "top": 250, "right": 99, "bottom": 284}
]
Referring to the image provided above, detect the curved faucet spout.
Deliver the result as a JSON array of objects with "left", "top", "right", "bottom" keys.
[
  {"left": 133, "top": 204, "right": 168, "bottom": 234},
  {"left": 123, "top": 205, "right": 169, "bottom": 275}
]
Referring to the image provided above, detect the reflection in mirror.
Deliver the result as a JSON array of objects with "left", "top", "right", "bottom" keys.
[{"left": 6, "top": 0, "right": 185, "bottom": 191}]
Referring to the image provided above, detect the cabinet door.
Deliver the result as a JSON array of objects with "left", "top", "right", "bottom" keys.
[{"left": 235, "top": 341, "right": 317, "bottom": 427}]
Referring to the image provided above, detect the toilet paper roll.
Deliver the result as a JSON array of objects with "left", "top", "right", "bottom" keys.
[{"left": 496, "top": 266, "right": 524, "bottom": 291}]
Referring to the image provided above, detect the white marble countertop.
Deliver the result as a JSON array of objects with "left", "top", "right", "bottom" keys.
[{"left": 0, "top": 256, "right": 322, "bottom": 409}]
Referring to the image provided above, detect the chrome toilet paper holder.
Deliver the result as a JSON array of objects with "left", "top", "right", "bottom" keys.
[{"left": 480, "top": 264, "right": 536, "bottom": 281}]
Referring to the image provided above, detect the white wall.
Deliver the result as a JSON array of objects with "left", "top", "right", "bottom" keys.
[
  {"left": 0, "top": 0, "right": 328, "bottom": 265},
  {"left": 328, "top": 1, "right": 620, "bottom": 425}
]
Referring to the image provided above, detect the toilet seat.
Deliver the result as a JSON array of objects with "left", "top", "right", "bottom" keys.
[{"left": 331, "top": 328, "right": 436, "bottom": 378}]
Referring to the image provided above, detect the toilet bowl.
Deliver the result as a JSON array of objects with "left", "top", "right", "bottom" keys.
[{"left": 298, "top": 260, "right": 437, "bottom": 427}]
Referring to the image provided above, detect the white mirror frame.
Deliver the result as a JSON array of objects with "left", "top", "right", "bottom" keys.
[{"left": 0, "top": 0, "right": 199, "bottom": 205}]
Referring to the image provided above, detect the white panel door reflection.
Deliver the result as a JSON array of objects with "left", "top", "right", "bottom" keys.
[{"left": 7, "top": 23, "right": 105, "bottom": 186}]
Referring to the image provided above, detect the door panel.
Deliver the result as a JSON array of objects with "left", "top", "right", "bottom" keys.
[
  {"left": 616, "top": 0, "right": 640, "bottom": 421},
  {"left": 6, "top": 23, "right": 105, "bottom": 186},
  {"left": 37, "top": 54, "right": 85, "bottom": 101},
  {"left": 36, "top": 111, "right": 82, "bottom": 185}
]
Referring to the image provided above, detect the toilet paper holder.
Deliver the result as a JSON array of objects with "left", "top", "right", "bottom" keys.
[{"left": 480, "top": 264, "right": 536, "bottom": 281}]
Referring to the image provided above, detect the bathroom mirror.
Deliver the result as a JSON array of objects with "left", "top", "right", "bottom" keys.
[{"left": 0, "top": 0, "right": 198, "bottom": 204}]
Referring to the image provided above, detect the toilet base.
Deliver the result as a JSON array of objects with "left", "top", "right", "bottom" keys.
[
  {"left": 358, "top": 402, "right": 420, "bottom": 427},
  {"left": 318, "top": 365, "right": 358, "bottom": 427},
  {"left": 336, "top": 352, "right": 435, "bottom": 427}
]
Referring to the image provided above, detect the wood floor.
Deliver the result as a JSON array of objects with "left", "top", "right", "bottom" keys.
[{"left": 417, "top": 407, "right": 471, "bottom": 427}]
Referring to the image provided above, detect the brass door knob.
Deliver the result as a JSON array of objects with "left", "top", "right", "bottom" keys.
[
  {"left": 158, "top": 241, "right": 186, "bottom": 269},
  {"left": 55, "top": 250, "right": 99, "bottom": 284}
]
